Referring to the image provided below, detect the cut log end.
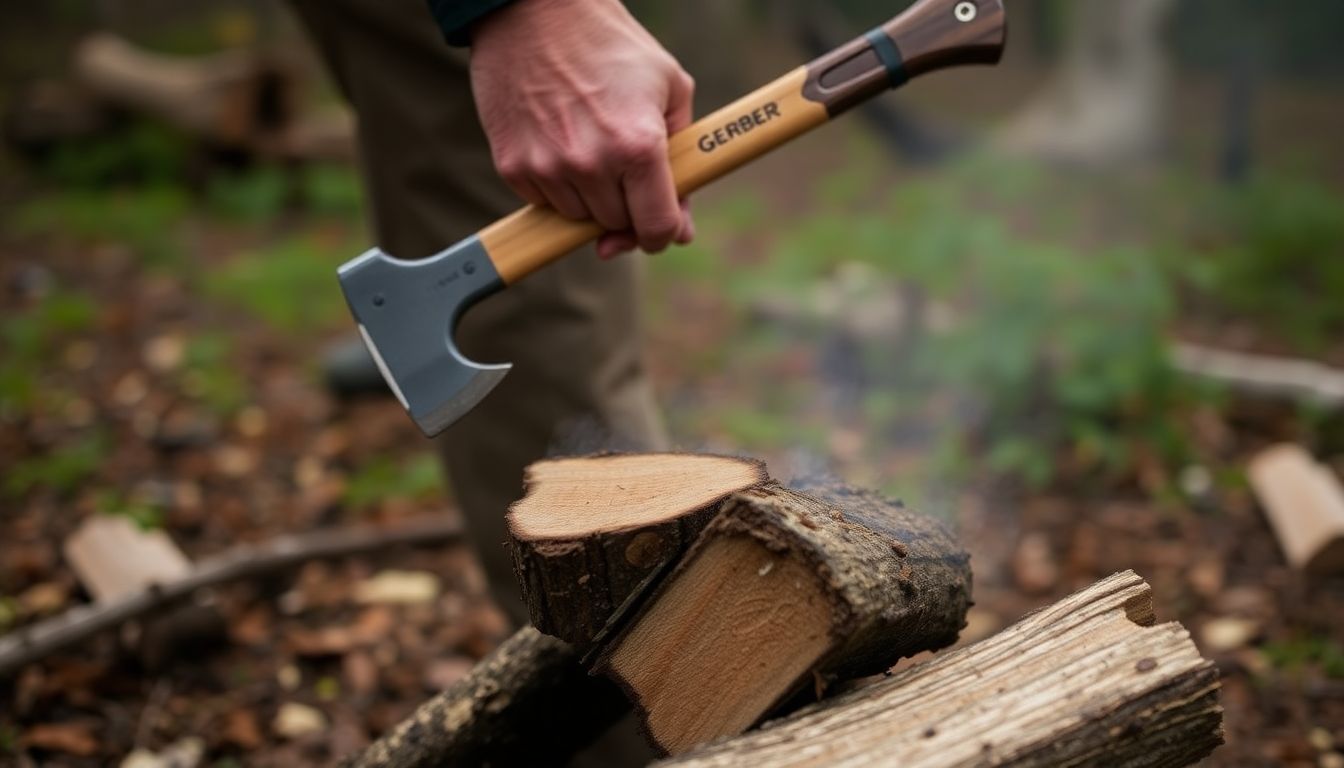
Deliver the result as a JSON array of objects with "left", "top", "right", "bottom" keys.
[
  {"left": 509, "top": 453, "right": 768, "bottom": 540},
  {"left": 507, "top": 453, "right": 770, "bottom": 647}
]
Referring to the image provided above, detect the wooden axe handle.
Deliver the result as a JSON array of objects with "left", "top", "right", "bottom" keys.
[{"left": 480, "top": 0, "right": 1005, "bottom": 285}]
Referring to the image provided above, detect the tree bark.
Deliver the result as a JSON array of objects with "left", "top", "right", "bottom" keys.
[
  {"left": 341, "top": 626, "right": 629, "bottom": 768},
  {"left": 593, "top": 480, "right": 972, "bottom": 755},
  {"left": 508, "top": 454, "right": 770, "bottom": 648},
  {"left": 659, "top": 570, "right": 1223, "bottom": 768}
]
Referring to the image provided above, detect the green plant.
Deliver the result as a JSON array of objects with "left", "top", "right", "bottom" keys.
[
  {"left": 206, "top": 167, "right": 291, "bottom": 222},
  {"left": 0, "top": 291, "right": 97, "bottom": 414},
  {"left": 204, "top": 234, "right": 349, "bottom": 333},
  {"left": 37, "top": 120, "right": 191, "bottom": 188},
  {"left": 1263, "top": 634, "right": 1344, "bottom": 679},
  {"left": 180, "top": 334, "right": 248, "bottom": 415},
  {"left": 8, "top": 185, "right": 189, "bottom": 266},
  {"left": 4, "top": 430, "right": 107, "bottom": 498},
  {"left": 302, "top": 165, "right": 365, "bottom": 218},
  {"left": 1175, "top": 175, "right": 1344, "bottom": 350},
  {"left": 98, "top": 491, "right": 167, "bottom": 531},
  {"left": 342, "top": 454, "right": 444, "bottom": 509}
]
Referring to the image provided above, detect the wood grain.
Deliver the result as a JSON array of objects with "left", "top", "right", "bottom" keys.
[{"left": 659, "top": 570, "right": 1223, "bottom": 768}]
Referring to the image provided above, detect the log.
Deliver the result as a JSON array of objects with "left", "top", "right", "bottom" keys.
[
  {"left": 1248, "top": 444, "right": 1344, "bottom": 575},
  {"left": 1170, "top": 341, "right": 1344, "bottom": 410},
  {"left": 73, "top": 33, "right": 300, "bottom": 148},
  {"left": 0, "top": 516, "right": 461, "bottom": 677},
  {"left": 341, "top": 626, "right": 628, "bottom": 768},
  {"left": 507, "top": 453, "right": 770, "bottom": 647},
  {"left": 660, "top": 570, "right": 1223, "bottom": 768},
  {"left": 592, "top": 480, "right": 971, "bottom": 755}
]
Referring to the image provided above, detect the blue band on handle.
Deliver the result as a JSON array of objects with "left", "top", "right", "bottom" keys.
[{"left": 865, "top": 28, "right": 909, "bottom": 89}]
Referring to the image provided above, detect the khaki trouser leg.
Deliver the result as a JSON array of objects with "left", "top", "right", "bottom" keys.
[{"left": 287, "top": 0, "right": 668, "bottom": 625}]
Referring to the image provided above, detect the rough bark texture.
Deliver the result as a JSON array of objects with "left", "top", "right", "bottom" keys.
[
  {"left": 594, "top": 480, "right": 972, "bottom": 754},
  {"left": 341, "top": 626, "right": 628, "bottom": 768},
  {"left": 508, "top": 454, "right": 770, "bottom": 648},
  {"left": 659, "top": 570, "right": 1223, "bottom": 768}
]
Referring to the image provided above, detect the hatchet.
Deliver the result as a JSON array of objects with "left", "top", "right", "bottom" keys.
[{"left": 338, "top": 0, "right": 1007, "bottom": 437}]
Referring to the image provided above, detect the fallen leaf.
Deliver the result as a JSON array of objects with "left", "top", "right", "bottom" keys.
[
  {"left": 23, "top": 722, "right": 99, "bottom": 756},
  {"left": 143, "top": 334, "right": 185, "bottom": 372},
  {"left": 273, "top": 702, "right": 328, "bottom": 739},
  {"left": 1200, "top": 617, "right": 1261, "bottom": 653},
  {"left": 224, "top": 709, "right": 263, "bottom": 750},
  {"left": 119, "top": 737, "right": 204, "bottom": 768},
  {"left": 354, "top": 570, "right": 440, "bottom": 605},
  {"left": 1012, "top": 533, "right": 1058, "bottom": 595},
  {"left": 20, "top": 581, "right": 69, "bottom": 615},
  {"left": 343, "top": 651, "right": 380, "bottom": 695}
]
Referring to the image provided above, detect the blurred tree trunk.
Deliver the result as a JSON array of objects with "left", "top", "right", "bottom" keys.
[{"left": 995, "top": 0, "right": 1177, "bottom": 168}]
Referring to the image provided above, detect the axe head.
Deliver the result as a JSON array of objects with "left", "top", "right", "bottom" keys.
[{"left": 338, "top": 236, "right": 507, "bottom": 437}]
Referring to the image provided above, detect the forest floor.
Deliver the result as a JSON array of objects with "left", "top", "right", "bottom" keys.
[{"left": 3, "top": 38, "right": 1344, "bottom": 768}]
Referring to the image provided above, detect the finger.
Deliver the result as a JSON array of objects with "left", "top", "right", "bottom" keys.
[
  {"left": 675, "top": 199, "right": 695, "bottom": 245},
  {"left": 598, "top": 231, "right": 638, "bottom": 260},
  {"left": 534, "top": 176, "right": 590, "bottom": 221},
  {"left": 665, "top": 71, "right": 695, "bottom": 134},
  {"left": 623, "top": 147, "right": 681, "bottom": 254},
  {"left": 573, "top": 172, "right": 631, "bottom": 233},
  {"left": 498, "top": 166, "right": 547, "bottom": 208}
]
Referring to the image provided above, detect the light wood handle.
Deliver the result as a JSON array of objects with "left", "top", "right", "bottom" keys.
[
  {"left": 480, "top": 0, "right": 1006, "bottom": 286},
  {"left": 480, "top": 68, "right": 826, "bottom": 285}
]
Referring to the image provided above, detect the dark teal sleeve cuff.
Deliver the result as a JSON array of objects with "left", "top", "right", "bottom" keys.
[{"left": 427, "top": 0, "right": 518, "bottom": 46}]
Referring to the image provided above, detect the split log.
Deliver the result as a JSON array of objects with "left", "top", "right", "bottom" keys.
[
  {"left": 1249, "top": 444, "right": 1344, "bottom": 575},
  {"left": 660, "top": 570, "right": 1223, "bottom": 768},
  {"left": 508, "top": 453, "right": 770, "bottom": 647},
  {"left": 342, "top": 626, "right": 628, "bottom": 768},
  {"left": 593, "top": 480, "right": 971, "bottom": 756}
]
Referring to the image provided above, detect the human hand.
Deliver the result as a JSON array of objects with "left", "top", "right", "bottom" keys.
[{"left": 470, "top": 0, "right": 696, "bottom": 259}]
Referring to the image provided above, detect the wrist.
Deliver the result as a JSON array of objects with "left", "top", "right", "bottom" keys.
[{"left": 471, "top": 0, "right": 625, "bottom": 47}]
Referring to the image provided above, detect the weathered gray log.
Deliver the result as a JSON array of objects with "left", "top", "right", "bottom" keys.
[
  {"left": 341, "top": 626, "right": 628, "bottom": 768},
  {"left": 593, "top": 480, "right": 972, "bottom": 755},
  {"left": 507, "top": 454, "right": 771, "bottom": 648},
  {"left": 660, "top": 570, "right": 1223, "bottom": 768}
]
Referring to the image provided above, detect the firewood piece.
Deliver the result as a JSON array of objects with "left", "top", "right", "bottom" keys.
[
  {"left": 64, "top": 515, "right": 224, "bottom": 668},
  {"left": 660, "top": 570, "right": 1223, "bottom": 768},
  {"left": 1171, "top": 342, "right": 1344, "bottom": 410},
  {"left": 65, "top": 516, "right": 193, "bottom": 601},
  {"left": 508, "top": 453, "right": 770, "bottom": 647},
  {"left": 593, "top": 480, "right": 971, "bottom": 756},
  {"left": 0, "top": 517, "right": 461, "bottom": 676},
  {"left": 341, "top": 626, "right": 628, "bottom": 768},
  {"left": 1248, "top": 444, "right": 1344, "bottom": 575}
]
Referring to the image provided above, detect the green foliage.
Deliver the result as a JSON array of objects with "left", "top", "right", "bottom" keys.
[
  {"left": 4, "top": 431, "right": 107, "bottom": 498},
  {"left": 204, "top": 234, "right": 347, "bottom": 334},
  {"left": 179, "top": 334, "right": 248, "bottom": 416},
  {"left": 1174, "top": 176, "right": 1344, "bottom": 350},
  {"left": 302, "top": 165, "right": 365, "bottom": 219},
  {"left": 1263, "top": 634, "right": 1344, "bottom": 679},
  {"left": 37, "top": 121, "right": 191, "bottom": 188},
  {"left": 98, "top": 491, "right": 167, "bottom": 531},
  {"left": 206, "top": 167, "right": 291, "bottom": 222},
  {"left": 0, "top": 291, "right": 97, "bottom": 414},
  {"left": 8, "top": 185, "right": 189, "bottom": 266},
  {"left": 342, "top": 454, "right": 444, "bottom": 509}
]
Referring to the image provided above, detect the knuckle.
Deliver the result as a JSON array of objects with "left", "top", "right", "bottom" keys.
[{"left": 610, "top": 129, "right": 664, "bottom": 167}]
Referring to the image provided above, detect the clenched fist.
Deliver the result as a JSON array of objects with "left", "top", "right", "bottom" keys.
[{"left": 470, "top": 0, "right": 696, "bottom": 258}]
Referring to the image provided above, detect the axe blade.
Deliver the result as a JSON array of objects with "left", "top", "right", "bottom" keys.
[{"left": 338, "top": 236, "right": 509, "bottom": 437}]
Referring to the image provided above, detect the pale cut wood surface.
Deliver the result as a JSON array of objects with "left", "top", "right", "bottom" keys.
[
  {"left": 595, "top": 481, "right": 971, "bottom": 756},
  {"left": 660, "top": 570, "right": 1223, "bottom": 768},
  {"left": 64, "top": 516, "right": 193, "bottom": 602},
  {"left": 1249, "top": 444, "right": 1344, "bottom": 575},
  {"left": 508, "top": 454, "right": 770, "bottom": 647},
  {"left": 509, "top": 454, "right": 769, "bottom": 539},
  {"left": 607, "top": 535, "right": 834, "bottom": 753}
]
